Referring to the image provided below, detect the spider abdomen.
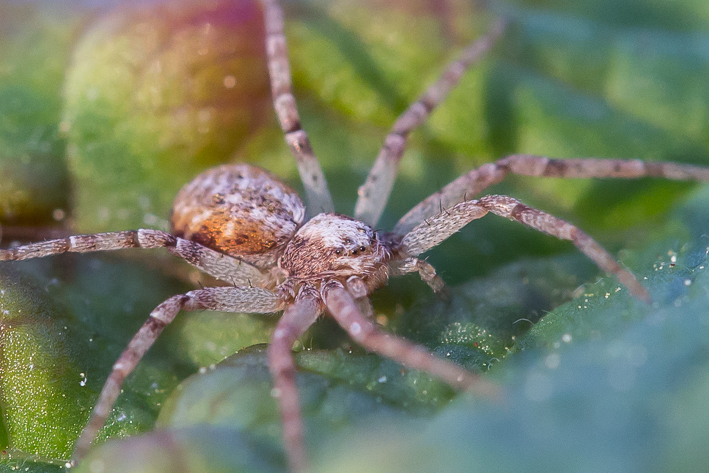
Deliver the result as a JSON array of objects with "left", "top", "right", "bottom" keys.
[{"left": 170, "top": 164, "right": 306, "bottom": 267}]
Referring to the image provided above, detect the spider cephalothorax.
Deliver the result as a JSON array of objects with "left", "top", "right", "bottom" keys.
[
  {"left": 279, "top": 213, "right": 393, "bottom": 290},
  {"left": 3, "top": 1, "right": 709, "bottom": 472}
]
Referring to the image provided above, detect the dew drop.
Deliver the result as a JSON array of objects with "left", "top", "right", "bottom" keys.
[{"left": 544, "top": 353, "right": 560, "bottom": 370}]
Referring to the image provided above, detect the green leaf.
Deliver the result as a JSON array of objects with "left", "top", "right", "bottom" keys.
[
  {"left": 309, "top": 190, "right": 709, "bottom": 473},
  {"left": 0, "top": 267, "right": 92, "bottom": 464},
  {"left": 2, "top": 0, "right": 709, "bottom": 471},
  {"left": 0, "top": 3, "right": 78, "bottom": 225},
  {"left": 63, "top": 0, "right": 271, "bottom": 232}
]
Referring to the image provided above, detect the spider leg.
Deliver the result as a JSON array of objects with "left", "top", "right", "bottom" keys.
[
  {"left": 261, "top": 0, "right": 334, "bottom": 215},
  {"left": 170, "top": 237, "right": 269, "bottom": 287},
  {"left": 0, "top": 229, "right": 174, "bottom": 261},
  {"left": 323, "top": 284, "right": 499, "bottom": 397},
  {"left": 0, "top": 229, "right": 270, "bottom": 287},
  {"left": 267, "top": 292, "right": 322, "bottom": 473},
  {"left": 395, "top": 155, "right": 709, "bottom": 234},
  {"left": 401, "top": 195, "right": 651, "bottom": 302},
  {"left": 72, "top": 286, "right": 282, "bottom": 463},
  {"left": 354, "top": 17, "right": 507, "bottom": 226}
]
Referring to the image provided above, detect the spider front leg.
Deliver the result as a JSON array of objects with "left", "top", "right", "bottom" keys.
[
  {"left": 354, "top": 17, "right": 507, "bottom": 226},
  {"left": 322, "top": 284, "right": 499, "bottom": 397},
  {"left": 395, "top": 155, "right": 709, "bottom": 234},
  {"left": 267, "top": 292, "right": 322, "bottom": 473},
  {"left": 401, "top": 195, "right": 650, "bottom": 302},
  {"left": 72, "top": 286, "right": 282, "bottom": 463}
]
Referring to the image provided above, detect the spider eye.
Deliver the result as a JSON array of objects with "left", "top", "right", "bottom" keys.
[
  {"left": 359, "top": 246, "right": 366, "bottom": 252},
  {"left": 335, "top": 249, "right": 342, "bottom": 255}
]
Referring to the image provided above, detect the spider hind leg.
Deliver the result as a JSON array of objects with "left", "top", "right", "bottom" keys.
[{"left": 72, "top": 286, "right": 282, "bottom": 462}]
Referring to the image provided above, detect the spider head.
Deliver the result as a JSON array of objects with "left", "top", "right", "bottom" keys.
[{"left": 279, "top": 213, "right": 391, "bottom": 288}]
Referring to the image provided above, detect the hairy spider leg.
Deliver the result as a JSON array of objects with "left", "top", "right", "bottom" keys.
[
  {"left": 267, "top": 293, "right": 322, "bottom": 473},
  {"left": 0, "top": 229, "right": 268, "bottom": 286},
  {"left": 395, "top": 155, "right": 709, "bottom": 234},
  {"left": 323, "top": 283, "right": 499, "bottom": 396},
  {"left": 71, "top": 286, "right": 283, "bottom": 462},
  {"left": 354, "top": 17, "right": 508, "bottom": 227},
  {"left": 261, "top": 0, "right": 334, "bottom": 215},
  {"left": 400, "top": 195, "right": 650, "bottom": 302}
]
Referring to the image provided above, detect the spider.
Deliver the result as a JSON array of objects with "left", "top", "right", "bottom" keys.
[{"left": 2, "top": 0, "right": 709, "bottom": 472}]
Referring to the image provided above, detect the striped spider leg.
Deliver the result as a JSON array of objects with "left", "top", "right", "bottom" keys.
[
  {"left": 0, "top": 165, "right": 501, "bottom": 473},
  {"left": 354, "top": 16, "right": 509, "bottom": 227},
  {"left": 0, "top": 1, "right": 507, "bottom": 471},
  {"left": 3, "top": 0, "right": 709, "bottom": 472},
  {"left": 394, "top": 156, "right": 709, "bottom": 235},
  {"left": 262, "top": 0, "right": 333, "bottom": 215}
]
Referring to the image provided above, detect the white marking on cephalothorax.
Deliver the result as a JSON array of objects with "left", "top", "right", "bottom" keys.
[{"left": 295, "top": 214, "right": 373, "bottom": 251}]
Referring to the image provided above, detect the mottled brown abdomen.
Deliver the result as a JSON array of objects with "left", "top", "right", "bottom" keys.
[{"left": 171, "top": 164, "right": 306, "bottom": 267}]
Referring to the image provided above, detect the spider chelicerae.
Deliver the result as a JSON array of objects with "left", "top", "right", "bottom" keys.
[{"left": 2, "top": 0, "right": 709, "bottom": 472}]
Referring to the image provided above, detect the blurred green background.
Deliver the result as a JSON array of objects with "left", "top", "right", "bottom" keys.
[{"left": 1, "top": 0, "right": 709, "bottom": 471}]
